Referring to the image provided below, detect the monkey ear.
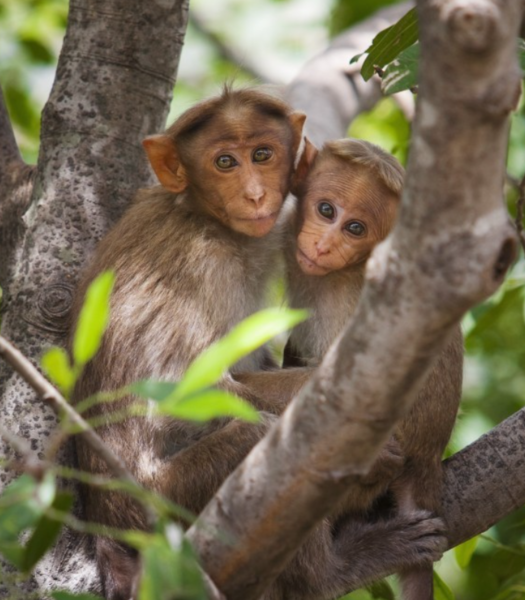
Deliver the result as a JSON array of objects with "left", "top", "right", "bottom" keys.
[
  {"left": 142, "top": 134, "right": 188, "bottom": 193},
  {"left": 291, "top": 137, "right": 318, "bottom": 196},
  {"left": 289, "top": 111, "right": 307, "bottom": 158}
]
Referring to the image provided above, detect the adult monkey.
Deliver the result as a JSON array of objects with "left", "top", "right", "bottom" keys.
[
  {"left": 284, "top": 138, "right": 463, "bottom": 600},
  {"left": 71, "top": 89, "right": 446, "bottom": 599}
]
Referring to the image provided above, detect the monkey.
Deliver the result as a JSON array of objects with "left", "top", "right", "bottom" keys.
[
  {"left": 283, "top": 138, "right": 463, "bottom": 600},
  {"left": 70, "top": 89, "right": 448, "bottom": 600}
]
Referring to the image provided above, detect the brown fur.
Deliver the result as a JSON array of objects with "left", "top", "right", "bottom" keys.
[
  {"left": 284, "top": 139, "right": 463, "bottom": 600},
  {"left": 71, "top": 93, "right": 448, "bottom": 599}
]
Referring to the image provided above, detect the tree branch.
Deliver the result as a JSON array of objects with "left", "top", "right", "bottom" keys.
[
  {"left": 286, "top": 1, "right": 414, "bottom": 146},
  {"left": 188, "top": 2, "right": 524, "bottom": 598},
  {"left": 0, "top": 336, "right": 135, "bottom": 485},
  {"left": 189, "top": 11, "right": 277, "bottom": 85}
]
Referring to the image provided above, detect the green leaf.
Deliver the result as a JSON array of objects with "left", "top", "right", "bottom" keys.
[
  {"left": 138, "top": 527, "right": 206, "bottom": 600},
  {"left": 41, "top": 347, "right": 76, "bottom": 397},
  {"left": 73, "top": 271, "right": 115, "bottom": 368},
  {"left": 159, "top": 389, "right": 259, "bottom": 422},
  {"left": 368, "top": 579, "right": 395, "bottom": 599},
  {"left": 360, "top": 8, "right": 419, "bottom": 81},
  {"left": 454, "top": 535, "right": 479, "bottom": 569},
  {"left": 22, "top": 491, "right": 73, "bottom": 572},
  {"left": 381, "top": 43, "right": 419, "bottom": 95},
  {"left": 131, "top": 380, "right": 177, "bottom": 403},
  {"left": 0, "top": 474, "right": 57, "bottom": 568},
  {"left": 434, "top": 571, "right": 455, "bottom": 600},
  {"left": 52, "top": 592, "right": 104, "bottom": 600},
  {"left": 174, "top": 307, "right": 308, "bottom": 400},
  {"left": 0, "top": 475, "right": 42, "bottom": 541}
]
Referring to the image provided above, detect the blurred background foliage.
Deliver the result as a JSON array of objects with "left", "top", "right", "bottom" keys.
[{"left": 1, "top": 0, "right": 525, "bottom": 598}]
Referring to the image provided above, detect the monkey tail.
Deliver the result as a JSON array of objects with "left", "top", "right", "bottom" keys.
[{"left": 399, "top": 566, "right": 434, "bottom": 600}]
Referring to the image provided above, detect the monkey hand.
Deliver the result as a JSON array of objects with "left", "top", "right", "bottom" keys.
[{"left": 333, "top": 509, "right": 447, "bottom": 591}]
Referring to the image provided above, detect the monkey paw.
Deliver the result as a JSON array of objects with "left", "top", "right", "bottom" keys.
[{"left": 393, "top": 510, "right": 448, "bottom": 566}]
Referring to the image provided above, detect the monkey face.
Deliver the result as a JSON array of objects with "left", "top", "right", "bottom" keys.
[
  {"left": 295, "top": 160, "right": 399, "bottom": 276},
  {"left": 188, "top": 114, "right": 297, "bottom": 237}
]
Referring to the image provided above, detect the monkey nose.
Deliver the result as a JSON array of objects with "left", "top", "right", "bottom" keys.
[
  {"left": 246, "top": 189, "right": 266, "bottom": 205},
  {"left": 315, "top": 243, "right": 330, "bottom": 257}
]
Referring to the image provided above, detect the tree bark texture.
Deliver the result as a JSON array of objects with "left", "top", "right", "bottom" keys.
[
  {"left": 0, "top": 0, "right": 189, "bottom": 594},
  {"left": 187, "top": 2, "right": 524, "bottom": 598},
  {"left": 1, "top": 0, "right": 525, "bottom": 597}
]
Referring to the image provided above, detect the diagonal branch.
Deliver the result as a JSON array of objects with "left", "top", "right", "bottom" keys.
[
  {"left": 0, "top": 336, "right": 135, "bottom": 485},
  {"left": 189, "top": 11, "right": 277, "bottom": 85},
  {"left": 187, "top": 2, "right": 524, "bottom": 598}
]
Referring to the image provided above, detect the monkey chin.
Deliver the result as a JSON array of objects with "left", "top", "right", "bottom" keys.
[
  {"left": 296, "top": 248, "right": 331, "bottom": 276},
  {"left": 232, "top": 212, "right": 279, "bottom": 237}
]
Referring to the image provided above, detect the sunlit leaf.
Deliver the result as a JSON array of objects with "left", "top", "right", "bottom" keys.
[
  {"left": 137, "top": 528, "right": 206, "bottom": 600},
  {"left": 131, "top": 380, "right": 177, "bottom": 403},
  {"left": 174, "top": 308, "right": 308, "bottom": 400},
  {"left": 454, "top": 535, "right": 479, "bottom": 569},
  {"left": 359, "top": 8, "right": 418, "bottom": 81},
  {"left": 22, "top": 491, "right": 73, "bottom": 572},
  {"left": 434, "top": 571, "right": 455, "bottom": 600},
  {"left": 41, "top": 347, "right": 76, "bottom": 397},
  {"left": 159, "top": 389, "right": 259, "bottom": 422},
  {"left": 0, "top": 473, "right": 57, "bottom": 568},
  {"left": 73, "top": 271, "right": 115, "bottom": 368},
  {"left": 381, "top": 43, "right": 419, "bottom": 95}
]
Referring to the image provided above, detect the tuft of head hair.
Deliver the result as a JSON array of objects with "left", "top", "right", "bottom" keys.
[
  {"left": 322, "top": 139, "right": 405, "bottom": 196},
  {"left": 166, "top": 86, "right": 294, "bottom": 144}
]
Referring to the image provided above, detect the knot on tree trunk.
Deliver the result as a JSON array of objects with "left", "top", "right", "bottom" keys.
[
  {"left": 36, "top": 282, "right": 75, "bottom": 334},
  {"left": 444, "top": 0, "right": 501, "bottom": 52}
]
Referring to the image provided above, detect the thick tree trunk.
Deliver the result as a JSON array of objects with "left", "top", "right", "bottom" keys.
[
  {"left": 1, "top": 0, "right": 525, "bottom": 597},
  {"left": 0, "top": 0, "right": 189, "bottom": 594},
  {"left": 187, "top": 2, "right": 523, "bottom": 598}
]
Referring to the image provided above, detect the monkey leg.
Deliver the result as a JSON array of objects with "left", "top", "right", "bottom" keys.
[
  {"left": 82, "top": 412, "right": 278, "bottom": 600},
  {"left": 232, "top": 367, "right": 313, "bottom": 413},
  {"left": 332, "top": 436, "right": 405, "bottom": 516},
  {"left": 327, "top": 509, "right": 446, "bottom": 600}
]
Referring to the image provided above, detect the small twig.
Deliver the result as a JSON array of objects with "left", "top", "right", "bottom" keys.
[
  {"left": 189, "top": 11, "right": 277, "bottom": 85},
  {"left": 0, "top": 336, "right": 135, "bottom": 485}
]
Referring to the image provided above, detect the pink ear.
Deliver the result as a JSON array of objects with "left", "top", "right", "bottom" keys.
[
  {"left": 291, "top": 137, "right": 318, "bottom": 196},
  {"left": 142, "top": 134, "right": 188, "bottom": 193}
]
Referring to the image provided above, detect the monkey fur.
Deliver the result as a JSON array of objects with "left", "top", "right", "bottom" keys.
[
  {"left": 71, "top": 91, "right": 448, "bottom": 600},
  {"left": 284, "top": 138, "right": 463, "bottom": 600}
]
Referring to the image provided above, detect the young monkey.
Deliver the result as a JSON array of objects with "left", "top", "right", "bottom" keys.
[
  {"left": 284, "top": 139, "right": 463, "bottom": 600},
  {"left": 71, "top": 91, "right": 446, "bottom": 600}
]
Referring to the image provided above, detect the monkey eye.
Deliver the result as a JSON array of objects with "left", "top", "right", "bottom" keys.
[
  {"left": 252, "top": 147, "right": 273, "bottom": 163},
  {"left": 345, "top": 221, "right": 366, "bottom": 237},
  {"left": 216, "top": 155, "right": 237, "bottom": 169},
  {"left": 317, "top": 202, "right": 335, "bottom": 220}
]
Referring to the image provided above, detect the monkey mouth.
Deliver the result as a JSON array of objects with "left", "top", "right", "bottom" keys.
[
  {"left": 296, "top": 249, "right": 329, "bottom": 275},
  {"left": 238, "top": 211, "right": 279, "bottom": 223}
]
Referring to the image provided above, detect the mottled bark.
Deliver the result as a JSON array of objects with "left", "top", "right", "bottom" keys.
[
  {"left": 1, "top": 0, "right": 525, "bottom": 598},
  {"left": 0, "top": 0, "right": 189, "bottom": 595},
  {"left": 187, "top": 2, "right": 523, "bottom": 598}
]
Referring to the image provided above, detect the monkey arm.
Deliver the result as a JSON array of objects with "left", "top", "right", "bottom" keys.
[
  {"left": 231, "top": 367, "right": 313, "bottom": 413},
  {"left": 155, "top": 412, "right": 279, "bottom": 519}
]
